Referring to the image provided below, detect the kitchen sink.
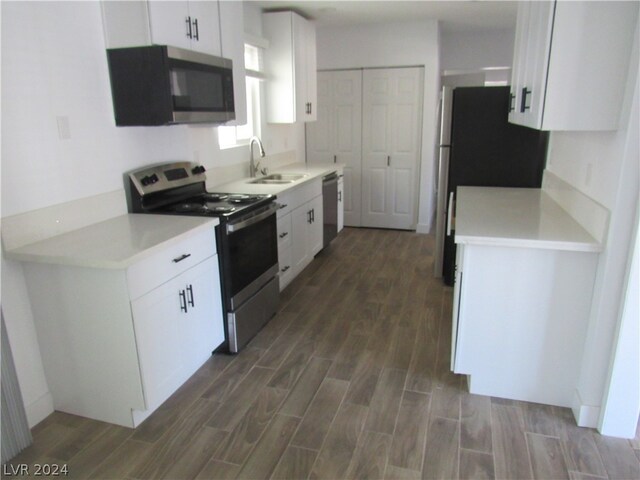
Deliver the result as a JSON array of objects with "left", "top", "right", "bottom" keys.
[{"left": 248, "top": 173, "right": 307, "bottom": 184}]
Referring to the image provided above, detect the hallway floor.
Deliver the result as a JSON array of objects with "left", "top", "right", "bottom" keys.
[{"left": 8, "top": 228, "right": 640, "bottom": 479}]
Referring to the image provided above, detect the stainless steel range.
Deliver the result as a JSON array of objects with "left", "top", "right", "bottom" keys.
[{"left": 128, "top": 162, "right": 279, "bottom": 353}]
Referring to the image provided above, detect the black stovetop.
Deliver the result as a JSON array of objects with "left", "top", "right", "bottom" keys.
[{"left": 157, "top": 192, "right": 275, "bottom": 221}]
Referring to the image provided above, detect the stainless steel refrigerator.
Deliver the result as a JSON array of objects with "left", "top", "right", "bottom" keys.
[{"left": 434, "top": 86, "right": 549, "bottom": 285}]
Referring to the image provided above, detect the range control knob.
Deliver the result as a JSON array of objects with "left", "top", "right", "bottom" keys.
[
  {"left": 140, "top": 175, "right": 152, "bottom": 186},
  {"left": 192, "top": 165, "right": 206, "bottom": 175},
  {"left": 149, "top": 174, "right": 159, "bottom": 184}
]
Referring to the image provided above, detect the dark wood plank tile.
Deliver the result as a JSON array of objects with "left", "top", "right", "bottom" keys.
[
  {"left": 429, "top": 383, "right": 461, "bottom": 421},
  {"left": 162, "top": 426, "right": 227, "bottom": 480},
  {"left": 207, "top": 366, "right": 275, "bottom": 432},
  {"left": 385, "top": 465, "right": 422, "bottom": 480},
  {"left": 364, "top": 368, "right": 407, "bottom": 435},
  {"left": 132, "top": 398, "right": 221, "bottom": 479},
  {"left": 344, "top": 349, "right": 383, "bottom": 407},
  {"left": 524, "top": 403, "right": 560, "bottom": 437},
  {"left": 527, "top": 432, "right": 569, "bottom": 480},
  {"left": 405, "top": 308, "right": 439, "bottom": 394},
  {"left": 310, "top": 402, "right": 368, "bottom": 480},
  {"left": 195, "top": 460, "right": 241, "bottom": 480},
  {"left": 88, "top": 439, "right": 152, "bottom": 480},
  {"left": 200, "top": 347, "right": 264, "bottom": 402},
  {"left": 327, "top": 333, "right": 369, "bottom": 381},
  {"left": 460, "top": 393, "right": 493, "bottom": 453},
  {"left": 194, "top": 352, "right": 236, "bottom": 379},
  {"left": 291, "top": 378, "right": 349, "bottom": 450},
  {"left": 491, "top": 404, "right": 533, "bottom": 480},
  {"left": 48, "top": 418, "right": 111, "bottom": 462},
  {"left": 385, "top": 324, "right": 418, "bottom": 371},
  {"left": 555, "top": 407, "right": 607, "bottom": 477},
  {"left": 279, "top": 356, "right": 332, "bottom": 417},
  {"left": 236, "top": 414, "right": 300, "bottom": 480},
  {"left": 593, "top": 432, "right": 640, "bottom": 480},
  {"left": 459, "top": 448, "right": 495, "bottom": 480},
  {"left": 132, "top": 371, "right": 217, "bottom": 444},
  {"left": 248, "top": 311, "right": 296, "bottom": 350},
  {"left": 214, "top": 386, "right": 287, "bottom": 465},
  {"left": 270, "top": 446, "right": 317, "bottom": 480},
  {"left": 65, "top": 425, "right": 133, "bottom": 479},
  {"left": 256, "top": 317, "right": 307, "bottom": 369},
  {"left": 388, "top": 391, "right": 430, "bottom": 471},
  {"left": 568, "top": 472, "right": 608, "bottom": 480},
  {"left": 422, "top": 417, "right": 459, "bottom": 480},
  {"left": 346, "top": 430, "right": 392, "bottom": 480},
  {"left": 267, "top": 338, "right": 316, "bottom": 391}
]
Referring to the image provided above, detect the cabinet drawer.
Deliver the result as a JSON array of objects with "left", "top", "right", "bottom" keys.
[
  {"left": 127, "top": 227, "right": 216, "bottom": 299},
  {"left": 277, "top": 214, "right": 292, "bottom": 250},
  {"left": 276, "top": 192, "right": 293, "bottom": 218},
  {"left": 278, "top": 246, "right": 294, "bottom": 291}
]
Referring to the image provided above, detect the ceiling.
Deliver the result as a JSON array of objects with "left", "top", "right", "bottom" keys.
[{"left": 246, "top": 1, "right": 518, "bottom": 33}]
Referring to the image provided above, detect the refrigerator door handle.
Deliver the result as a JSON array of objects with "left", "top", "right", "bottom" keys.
[{"left": 446, "top": 192, "right": 455, "bottom": 237}]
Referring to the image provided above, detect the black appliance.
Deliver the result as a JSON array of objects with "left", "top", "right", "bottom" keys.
[
  {"left": 107, "top": 45, "right": 235, "bottom": 126},
  {"left": 434, "top": 86, "right": 549, "bottom": 286},
  {"left": 128, "top": 162, "right": 279, "bottom": 353}
]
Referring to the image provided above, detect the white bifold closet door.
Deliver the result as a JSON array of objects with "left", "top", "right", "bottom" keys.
[
  {"left": 361, "top": 67, "right": 423, "bottom": 230},
  {"left": 306, "top": 70, "right": 363, "bottom": 227}
]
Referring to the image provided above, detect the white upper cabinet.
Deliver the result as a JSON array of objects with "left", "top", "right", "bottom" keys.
[
  {"left": 102, "top": 0, "right": 222, "bottom": 56},
  {"left": 263, "top": 11, "right": 317, "bottom": 123},
  {"left": 509, "top": 1, "right": 638, "bottom": 131},
  {"left": 219, "top": 0, "right": 247, "bottom": 125}
]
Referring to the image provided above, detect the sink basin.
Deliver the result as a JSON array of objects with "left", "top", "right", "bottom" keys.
[{"left": 248, "top": 173, "right": 307, "bottom": 184}]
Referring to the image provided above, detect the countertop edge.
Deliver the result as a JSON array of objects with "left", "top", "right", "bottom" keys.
[
  {"left": 5, "top": 216, "right": 220, "bottom": 270},
  {"left": 455, "top": 235, "right": 604, "bottom": 253}
]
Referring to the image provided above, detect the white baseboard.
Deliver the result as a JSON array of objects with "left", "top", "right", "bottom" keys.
[
  {"left": 572, "top": 389, "right": 600, "bottom": 428},
  {"left": 416, "top": 223, "right": 430, "bottom": 234},
  {"left": 26, "top": 392, "right": 54, "bottom": 428}
]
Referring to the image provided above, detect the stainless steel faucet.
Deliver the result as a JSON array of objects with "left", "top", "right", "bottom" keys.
[{"left": 249, "top": 136, "right": 266, "bottom": 177}]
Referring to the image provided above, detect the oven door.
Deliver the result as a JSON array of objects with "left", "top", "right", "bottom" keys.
[{"left": 223, "top": 203, "right": 279, "bottom": 310}]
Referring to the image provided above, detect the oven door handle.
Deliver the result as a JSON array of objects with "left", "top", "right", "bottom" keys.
[{"left": 226, "top": 203, "right": 278, "bottom": 234}]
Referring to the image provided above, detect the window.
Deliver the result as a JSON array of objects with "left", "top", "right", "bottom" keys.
[{"left": 218, "top": 44, "right": 264, "bottom": 149}]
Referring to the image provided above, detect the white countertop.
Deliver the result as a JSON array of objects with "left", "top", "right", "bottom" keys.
[
  {"left": 455, "top": 187, "right": 602, "bottom": 252},
  {"left": 212, "top": 162, "right": 343, "bottom": 196},
  {"left": 4, "top": 214, "right": 219, "bottom": 269}
]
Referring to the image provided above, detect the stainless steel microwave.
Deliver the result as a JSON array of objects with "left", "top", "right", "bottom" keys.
[{"left": 106, "top": 45, "right": 235, "bottom": 126}]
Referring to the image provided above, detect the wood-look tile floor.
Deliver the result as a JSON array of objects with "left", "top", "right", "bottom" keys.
[{"left": 8, "top": 228, "right": 640, "bottom": 479}]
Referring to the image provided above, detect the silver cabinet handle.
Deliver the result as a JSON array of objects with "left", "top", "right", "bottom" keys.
[{"left": 446, "top": 192, "right": 454, "bottom": 237}]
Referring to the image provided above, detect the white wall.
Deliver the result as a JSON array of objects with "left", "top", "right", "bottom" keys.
[
  {"left": 545, "top": 21, "right": 639, "bottom": 431},
  {"left": 316, "top": 20, "right": 440, "bottom": 233},
  {"left": 0, "top": 0, "right": 303, "bottom": 426},
  {"left": 440, "top": 28, "right": 515, "bottom": 72}
]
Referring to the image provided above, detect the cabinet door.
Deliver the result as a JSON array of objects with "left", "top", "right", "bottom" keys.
[
  {"left": 309, "top": 194, "right": 324, "bottom": 257},
  {"left": 508, "top": 1, "right": 531, "bottom": 125},
  {"left": 306, "top": 72, "right": 333, "bottom": 164},
  {"left": 306, "top": 70, "right": 362, "bottom": 227},
  {"left": 291, "top": 203, "right": 312, "bottom": 276},
  {"left": 362, "top": 68, "right": 423, "bottom": 230},
  {"left": 188, "top": 0, "right": 221, "bottom": 56},
  {"left": 304, "top": 19, "right": 317, "bottom": 121},
  {"left": 147, "top": 1, "right": 192, "bottom": 50},
  {"left": 131, "top": 255, "right": 223, "bottom": 411},
  {"left": 219, "top": 0, "right": 246, "bottom": 125},
  {"left": 293, "top": 13, "right": 308, "bottom": 122},
  {"left": 131, "top": 272, "right": 189, "bottom": 411},
  {"left": 337, "top": 178, "right": 344, "bottom": 233},
  {"left": 182, "top": 256, "right": 224, "bottom": 373}
]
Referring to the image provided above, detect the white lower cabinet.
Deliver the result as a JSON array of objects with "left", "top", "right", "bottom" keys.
[
  {"left": 275, "top": 179, "right": 324, "bottom": 291},
  {"left": 131, "top": 256, "right": 223, "bottom": 419},
  {"left": 451, "top": 243, "right": 598, "bottom": 407},
  {"left": 22, "top": 228, "right": 224, "bottom": 427}
]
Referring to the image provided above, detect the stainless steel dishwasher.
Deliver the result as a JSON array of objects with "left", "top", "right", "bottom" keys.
[{"left": 322, "top": 172, "right": 338, "bottom": 248}]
